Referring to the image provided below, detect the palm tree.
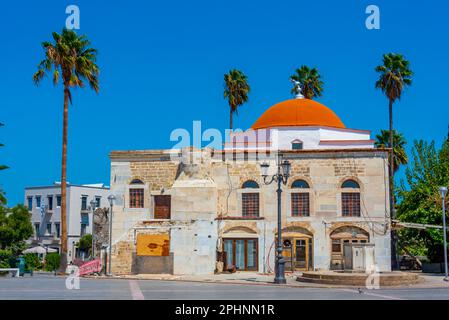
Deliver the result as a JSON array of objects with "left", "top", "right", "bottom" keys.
[
  {"left": 0, "top": 123, "right": 7, "bottom": 172},
  {"left": 33, "top": 29, "right": 99, "bottom": 269},
  {"left": 223, "top": 69, "right": 250, "bottom": 130},
  {"left": 375, "top": 129, "right": 408, "bottom": 173},
  {"left": 290, "top": 65, "right": 324, "bottom": 99},
  {"left": 375, "top": 53, "right": 412, "bottom": 270},
  {"left": 0, "top": 122, "right": 7, "bottom": 206}
]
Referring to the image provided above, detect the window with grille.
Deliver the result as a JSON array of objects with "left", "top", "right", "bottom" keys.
[
  {"left": 242, "top": 193, "right": 259, "bottom": 217},
  {"left": 341, "top": 192, "right": 360, "bottom": 217},
  {"left": 129, "top": 188, "right": 144, "bottom": 208},
  {"left": 291, "top": 193, "right": 310, "bottom": 216}
]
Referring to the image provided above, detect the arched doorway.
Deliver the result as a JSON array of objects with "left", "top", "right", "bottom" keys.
[
  {"left": 278, "top": 226, "right": 313, "bottom": 271},
  {"left": 330, "top": 226, "right": 369, "bottom": 270}
]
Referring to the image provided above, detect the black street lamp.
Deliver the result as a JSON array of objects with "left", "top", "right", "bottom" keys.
[
  {"left": 439, "top": 186, "right": 448, "bottom": 281},
  {"left": 260, "top": 154, "right": 291, "bottom": 284}
]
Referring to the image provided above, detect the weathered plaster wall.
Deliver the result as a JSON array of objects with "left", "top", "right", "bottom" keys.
[{"left": 109, "top": 148, "right": 391, "bottom": 274}]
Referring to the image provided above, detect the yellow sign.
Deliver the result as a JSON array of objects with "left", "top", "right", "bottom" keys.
[{"left": 136, "top": 234, "right": 170, "bottom": 256}]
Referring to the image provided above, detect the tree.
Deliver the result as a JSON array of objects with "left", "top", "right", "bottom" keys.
[
  {"left": 397, "top": 140, "right": 449, "bottom": 262},
  {"left": 375, "top": 53, "right": 413, "bottom": 269},
  {"left": 375, "top": 129, "right": 408, "bottom": 173},
  {"left": 0, "top": 205, "right": 33, "bottom": 268},
  {"left": 290, "top": 65, "right": 324, "bottom": 99},
  {"left": 24, "top": 253, "right": 41, "bottom": 271},
  {"left": 33, "top": 29, "right": 99, "bottom": 269},
  {"left": 223, "top": 69, "right": 250, "bottom": 130},
  {"left": 0, "top": 205, "right": 33, "bottom": 250},
  {"left": 44, "top": 253, "right": 61, "bottom": 272},
  {"left": 77, "top": 233, "right": 92, "bottom": 258}
]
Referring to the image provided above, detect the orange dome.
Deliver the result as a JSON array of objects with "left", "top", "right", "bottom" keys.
[{"left": 252, "top": 99, "right": 345, "bottom": 130}]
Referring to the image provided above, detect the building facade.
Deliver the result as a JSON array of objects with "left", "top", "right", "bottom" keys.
[
  {"left": 109, "top": 98, "right": 391, "bottom": 275},
  {"left": 25, "top": 183, "right": 110, "bottom": 262}
]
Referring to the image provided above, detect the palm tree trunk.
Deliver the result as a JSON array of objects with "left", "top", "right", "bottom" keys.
[
  {"left": 230, "top": 108, "right": 233, "bottom": 130},
  {"left": 59, "top": 87, "right": 69, "bottom": 271},
  {"left": 389, "top": 98, "right": 399, "bottom": 270}
]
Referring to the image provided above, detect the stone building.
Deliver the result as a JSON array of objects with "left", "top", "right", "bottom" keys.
[{"left": 109, "top": 98, "right": 391, "bottom": 275}]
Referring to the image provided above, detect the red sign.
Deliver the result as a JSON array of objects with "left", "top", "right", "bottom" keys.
[{"left": 79, "top": 259, "right": 102, "bottom": 276}]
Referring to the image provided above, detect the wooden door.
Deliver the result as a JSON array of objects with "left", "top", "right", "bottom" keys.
[{"left": 154, "top": 195, "right": 171, "bottom": 219}]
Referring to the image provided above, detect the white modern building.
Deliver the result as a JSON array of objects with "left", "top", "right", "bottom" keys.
[{"left": 25, "top": 183, "right": 110, "bottom": 262}]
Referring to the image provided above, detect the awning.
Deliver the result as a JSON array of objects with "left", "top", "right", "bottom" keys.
[{"left": 23, "top": 246, "right": 57, "bottom": 254}]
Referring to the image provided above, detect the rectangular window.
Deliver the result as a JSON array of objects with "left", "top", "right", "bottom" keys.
[
  {"left": 34, "top": 223, "right": 40, "bottom": 237},
  {"left": 46, "top": 223, "right": 52, "bottom": 235},
  {"left": 81, "top": 196, "right": 88, "bottom": 211},
  {"left": 154, "top": 195, "right": 171, "bottom": 219},
  {"left": 223, "top": 238, "right": 258, "bottom": 271},
  {"left": 292, "top": 142, "right": 303, "bottom": 150},
  {"left": 129, "top": 189, "right": 144, "bottom": 208},
  {"left": 56, "top": 195, "right": 61, "bottom": 207},
  {"left": 291, "top": 193, "right": 310, "bottom": 217},
  {"left": 36, "top": 196, "right": 41, "bottom": 208},
  {"left": 47, "top": 196, "right": 53, "bottom": 211},
  {"left": 332, "top": 240, "right": 342, "bottom": 253},
  {"left": 95, "top": 196, "right": 101, "bottom": 208},
  {"left": 55, "top": 223, "right": 60, "bottom": 238},
  {"left": 81, "top": 224, "right": 87, "bottom": 236},
  {"left": 81, "top": 213, "right": 89, "bottom": 226},
  {"left": 342, "top": 193, "right": 361, "bottom": 217},
  {"left": 27, "top": 197, "right": 33, "bottom": 210},
  {"left": 242, "top": 193, "right": 259, "bottom": 217}
]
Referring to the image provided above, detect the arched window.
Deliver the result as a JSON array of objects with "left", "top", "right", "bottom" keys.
[
  {"left": 130, "top": 179, "right": 144, "bottom": 185},
  {"left": 291, "top": 179, "right": 310, "bottom": 189},
  {"left": 341, "top": 180, "right": 360, "bottom": 217},
  {"left": 342, "top": 179, "right": 360, "bottom": 189},
  {"left": 242, "top": 180, "right": 259, "bottom": 189},
  {"left": 291, "top": 180, "right": 310, "bottom": 217},
  {"left": 291, "top": 140, "right": 303, "bottom": 150},
  {"left": 129, "top": 179, "right": 144, "bottom": 208},
  {"left": 242, "top": 180, "right": 259, "bottom": 217}
]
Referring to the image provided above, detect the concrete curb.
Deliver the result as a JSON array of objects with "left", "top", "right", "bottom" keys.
[{"left": 80, "top": 274, "right": 449, "bottom": 290}]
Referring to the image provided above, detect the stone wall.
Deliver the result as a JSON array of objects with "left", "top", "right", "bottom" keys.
[{"left": 130, "top": 161, "right": 180, "bottom": 191}]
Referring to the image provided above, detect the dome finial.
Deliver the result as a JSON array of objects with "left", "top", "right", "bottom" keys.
[{"left": 290, "top": 78, "right": 304, "bottom": 99}]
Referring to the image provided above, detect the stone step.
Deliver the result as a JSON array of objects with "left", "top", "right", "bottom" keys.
[{"left": 297, "top": 271, "right": 421, "bottom": 287}]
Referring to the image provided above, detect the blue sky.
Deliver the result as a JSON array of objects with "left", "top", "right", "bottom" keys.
[{"left": 1, "top": 0, "right": 448, "bottom": 205}]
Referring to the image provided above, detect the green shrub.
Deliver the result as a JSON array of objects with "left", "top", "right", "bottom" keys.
[
  {"left": 44, "top": 253, "right": 60, "bottom": 271},
  {"left": 0, "top": 249, "right": 12, "bottom": 275},
  {"left": 0, "top": 249, "right": 12, "bottom": 268},
  {"left": 24, "top": 253, "right": 40, "bottom": 271}
]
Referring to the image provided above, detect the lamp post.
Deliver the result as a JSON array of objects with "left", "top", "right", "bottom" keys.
[
  {"left": 107, "top": 195, "right": 116, "bottom": 276},
  {"left": 439, "top": 186, "right": 448, "bottom": 281},
  {"left": 260, "top": 154, "right": 291, "bottom": 284},
  {"left": 90, "top": 199, "right": 97, "bottom": 260}
]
